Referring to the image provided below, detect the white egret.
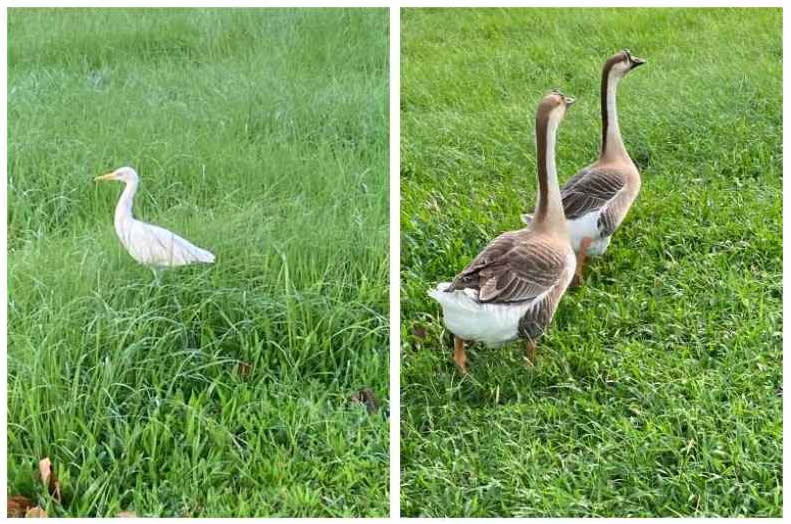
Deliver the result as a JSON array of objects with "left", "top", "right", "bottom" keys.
[{"left": 95, "top": 167, "right": 215, "bottom": 278}]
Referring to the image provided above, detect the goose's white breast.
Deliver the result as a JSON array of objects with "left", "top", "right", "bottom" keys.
[{"left": 568, "top": 211, "right": 610, "bottom": 256}]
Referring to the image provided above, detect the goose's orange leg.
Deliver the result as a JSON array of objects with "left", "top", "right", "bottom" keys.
[
  {"left": 526, "top": 340, "right": 538, "bottom": 365},
  {"left": 453, "top": 336, "right": 468, "bottom": 374},
  {"left": 572, "top": 237, "right": 593, "bottom": 287}
]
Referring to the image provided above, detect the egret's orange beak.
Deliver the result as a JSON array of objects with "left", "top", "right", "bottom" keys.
[{"left": 95, "top": 172, "right": 117, "bottom": 182}]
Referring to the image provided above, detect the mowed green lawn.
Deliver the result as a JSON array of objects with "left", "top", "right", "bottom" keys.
[
  {"left": 8, "top": 8, "right": 388, "bottom": 517},
  {"left": 401, "top": 8, "right": 781, "bottom": 517}
]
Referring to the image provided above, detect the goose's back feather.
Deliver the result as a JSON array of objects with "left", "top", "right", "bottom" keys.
[
  {"left": 448, "top": 230, "right": 570, "bottom": 304},
  {"left": 431, "top": 229, "right": 575, "bottom": 346},
  {"left": 561, "top": 166, "right": 627, "bottom": 220},
  {"left": 554, "top": 164, "right": 640, "bottom": 255}
]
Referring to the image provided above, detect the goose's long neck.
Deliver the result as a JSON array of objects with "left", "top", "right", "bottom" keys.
[
  {"left": 114, "top": 179, "right": 138, "bottom": 227},
  {"left": 601, "top": 69, "right": 628, "bottom": 161},
  {"left": 534, "top": 110, "right": 566, "bottom": 233}
]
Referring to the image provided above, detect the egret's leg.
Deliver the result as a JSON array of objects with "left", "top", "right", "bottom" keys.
[
  {"left": 453, "top": 336, "right": 468, "bottom": 374},
  {"left": 572, "top": 237, "right": 592, "bottom": 287},
  {"left": 151, "top": 267, "right": 164, "bottom": 286}
]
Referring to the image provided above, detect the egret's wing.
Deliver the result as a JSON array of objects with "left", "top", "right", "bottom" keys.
[{"left": 125, "top": 221, "right": 214, "bottom": 266}]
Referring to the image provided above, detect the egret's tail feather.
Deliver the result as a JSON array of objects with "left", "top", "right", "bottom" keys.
[
  {"left": 200, "top": 249, "right": 216, "bottom": 264},
  {"left": 192, "top": 246, "right": 215, "bottom": 264}
]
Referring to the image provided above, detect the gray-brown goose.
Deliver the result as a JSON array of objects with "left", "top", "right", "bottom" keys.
[
  {"left": 523, "top": 50, "right": 646, "bottom": 285},
  {"left": 429, "top": 91, "right": 577, "bottom": 373}
]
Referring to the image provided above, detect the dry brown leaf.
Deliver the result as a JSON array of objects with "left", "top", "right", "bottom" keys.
[
  {"left": 411, "top": 325, "right": 427, "bottom": 340},
  {"left": 8, "top": 496, "right": 35, "bottom": 517},
  {"left": 25, "top": 506, "right": 48, "bottom": 518},
  {"left": 116, "top": 511, "right": 137, "bottom": 518},
  {"left": 349, "top": 387, "right": 379, "bottom": 414},
  {"left": 38, "top": 458, "right": 52, "bottom": 487},
  {"left": 38, "top": 457, "right": 61, "bottom": 502},
  {"left": 236, "top": 361, "right": 252, "bottom": 377}
]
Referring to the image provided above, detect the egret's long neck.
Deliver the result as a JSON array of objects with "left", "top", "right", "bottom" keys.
[
  {"left": 114, "top": 179, "right": 138, "bottom": 226},
  {"left": 534, "top": 110, "right": 566, "bottom": 233},
  {"left": 601, "top": 69, "right": 628, "bottom": 161}
]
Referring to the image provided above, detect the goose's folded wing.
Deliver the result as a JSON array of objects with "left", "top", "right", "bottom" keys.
[
  {"left": 561, "top": 167, "right": 626, "bottom": 219},
  {"left": 450, "top": 233, "right": 569, "bottom": 304}
]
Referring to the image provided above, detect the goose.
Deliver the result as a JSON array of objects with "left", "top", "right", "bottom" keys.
[
  {"left": 95, "top": 166, "right": 215, "bottom": 278},
  {"left": 522, "top": 50, "right": 646, "bottom": 285},
  {"left": 429, "top": 91, "right": 577, "bottom": 373}
]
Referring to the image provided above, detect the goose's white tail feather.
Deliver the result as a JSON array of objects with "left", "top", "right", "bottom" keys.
[{"left": 428, "top": 283, "right": 534, "bottom": 347}]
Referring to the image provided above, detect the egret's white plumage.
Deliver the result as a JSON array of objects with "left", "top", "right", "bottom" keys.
[{"left": 96, "top": 167, "right": 215, "bottom": 269}]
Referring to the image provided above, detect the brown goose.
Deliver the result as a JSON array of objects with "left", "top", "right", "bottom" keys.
[
  {"left": 523, "top": 50, "right": 646, "bottom": 285},
  {"left": 429, "top": 91, "right": 577, "bottom": 373}
]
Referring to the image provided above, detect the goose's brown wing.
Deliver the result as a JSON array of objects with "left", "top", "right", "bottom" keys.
[
  {"left": 448, "top": 232, "right": 569, "bottom": 304},
  {"left": 561, "top": 167, "right": 626, "bottom": 220}
]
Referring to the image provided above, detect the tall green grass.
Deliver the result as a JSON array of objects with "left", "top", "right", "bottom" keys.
[
  {"left": 401, "top": 8, "right": 781, "bottom": 517},
  {"left": 8, "top": 8, "right": 389, "bottom": 517}
]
